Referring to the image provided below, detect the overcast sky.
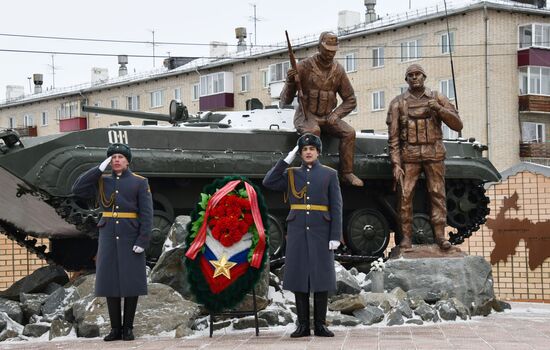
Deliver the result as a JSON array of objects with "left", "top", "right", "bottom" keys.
[{"left": 0, "top": 0, "right": 473, "bottom": 99}]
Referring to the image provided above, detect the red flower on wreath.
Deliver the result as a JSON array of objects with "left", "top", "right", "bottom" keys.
[{"left": 208, "top": 194, "right": 254, "bottom": 247}]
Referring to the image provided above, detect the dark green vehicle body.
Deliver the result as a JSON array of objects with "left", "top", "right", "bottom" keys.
[{"left": 0, "top": 105, "right": 500, "bottom": 270}]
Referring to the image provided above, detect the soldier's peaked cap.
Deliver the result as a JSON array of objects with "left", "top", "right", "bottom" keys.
[
  {"left": 318, "top": 32, "right": 339, "bottom": 52},
  {"left": 405, "top": 64, "right": 427, "bottom": 80},
  {"left": 107, "top": 143, "right": 132, "bottom": 162},
  {"left": 297, "top": 133, "right": 322, "bottom": 153}
]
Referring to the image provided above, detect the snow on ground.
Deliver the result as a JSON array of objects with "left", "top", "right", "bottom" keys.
[{"left": 3, "top": 301, "right": 550, "bottom": 344}]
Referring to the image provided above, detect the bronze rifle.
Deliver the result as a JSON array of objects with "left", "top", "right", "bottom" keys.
[{"left": 285, "top": 30, "right": 307, "bottom": 120}]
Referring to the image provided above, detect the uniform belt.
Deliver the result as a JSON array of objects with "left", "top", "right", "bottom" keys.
[
  {"left": 102, "top": 212, "right": 138, "bottom": 219},
  {"left": 290, "top": 204, "right": 329, "bottom": 212}
]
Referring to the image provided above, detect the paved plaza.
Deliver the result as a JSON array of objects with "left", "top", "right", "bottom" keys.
[{"left": 1, "top": 302, "right": 548, "bottom": 350}]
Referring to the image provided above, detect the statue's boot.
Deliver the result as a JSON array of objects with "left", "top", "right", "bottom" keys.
[
  {"left": 341, "top": 173, "right": 364, "bottom": 187},
  {"left": 340, "top": 140, "right": 364, "bottom": 187},
  {"left": 434, "top": 225, "right": 451, "bottom": 250},
  {"left": 399, "top": 228, "right": 413, "bottom": 249}
]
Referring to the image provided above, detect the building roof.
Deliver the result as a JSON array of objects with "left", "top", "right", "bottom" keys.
[{"left": 1, "top": 0, "right": 548, "bottom": 108}]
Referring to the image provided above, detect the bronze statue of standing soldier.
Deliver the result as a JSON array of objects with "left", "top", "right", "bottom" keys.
[
  {"left": 281, "top": 31, "right": 363, "bottom": 187},
  {"left": 386, "top": 64, "right": 463, "bottom": 250}
]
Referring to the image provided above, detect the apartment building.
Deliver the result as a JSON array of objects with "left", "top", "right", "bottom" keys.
[{"left": 0, "top": 0, "right": 549, "bottom": 171}]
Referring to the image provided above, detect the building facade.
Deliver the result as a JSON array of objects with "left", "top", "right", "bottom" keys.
[{"left": 0, "top": 0, "right": 549, "bottom": 172}]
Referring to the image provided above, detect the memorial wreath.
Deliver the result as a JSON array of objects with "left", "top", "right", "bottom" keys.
[{"left": 184, "top": 176, "right": 269, "bottom": 312}]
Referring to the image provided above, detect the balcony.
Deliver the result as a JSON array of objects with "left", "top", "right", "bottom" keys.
[
  {"left": 520, "top": 142, "right": 550, "bottom": 158},
  {"left": 14, "top": 126, "right": 37, "bottom": 137},
  {"left": 518, "top": 48, "right": 550, "bottom": 68},
  {"left": 519, "top": 95, "right": 550, "bottom": 113},
  {"left": 59, "top": 117, "right": 87, "bottom": 132},
  {"left": 199, "top": 93, "right": 234, "bottom": 111}
]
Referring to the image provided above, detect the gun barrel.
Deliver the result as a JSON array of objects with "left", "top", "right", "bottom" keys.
[{"left": 82, "top": 105, "right": 172, "bottom": 123}]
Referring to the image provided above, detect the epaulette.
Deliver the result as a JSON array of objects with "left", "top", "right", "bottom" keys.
[{"left": 132, "top": 173, "right": 146, "bottom": 179}]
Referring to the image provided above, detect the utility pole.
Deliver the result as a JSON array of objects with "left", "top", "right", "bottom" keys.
[
  {"left": 46, "top": 54, "right": 60, "bottom": 89},
  {"left": 51, "top": 55, "right": 55, "bottom": 88},
  {"left": 148, "top": 29, "right": 157, "bottom": 67},
  {"left": 248, "top": 3, "right": 263, "bottom": 46}
]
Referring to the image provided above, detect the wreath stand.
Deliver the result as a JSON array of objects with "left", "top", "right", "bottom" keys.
[{"left": 208, "top": 288, "right": 260, "bottom": 337}]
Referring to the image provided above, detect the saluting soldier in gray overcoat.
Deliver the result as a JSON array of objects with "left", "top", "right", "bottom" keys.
[
  {"left": 72, "top": 143, "right": 153, "bottom": 341},
  {"left": 263, "top": 133, "right": 342, "bottom": 338}
]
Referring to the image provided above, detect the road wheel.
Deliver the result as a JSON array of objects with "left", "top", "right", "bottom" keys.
[
  {"left": 267, "top": 214, "right": 285, "bottom": 259},
  {"left": 344, "top": 209, "right": 390, "bottom": 256}
]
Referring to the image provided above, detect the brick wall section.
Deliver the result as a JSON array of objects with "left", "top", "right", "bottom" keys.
[
  {"left": 0, "top": 235, "right": 47, "bottom": 290},
  {"left": 464, "top": 170, "right": 550, "bottom": 301}
]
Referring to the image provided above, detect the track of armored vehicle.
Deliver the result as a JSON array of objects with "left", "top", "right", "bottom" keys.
[{"left": 0, "top": 101, "right": 500, "bottom": 271}]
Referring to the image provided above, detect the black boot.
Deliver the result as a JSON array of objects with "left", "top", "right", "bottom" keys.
[
  {"left": 104, "top": 297, "right": 122, "bottom": 341},
  {"left": 313, "top": 292, "right": 334, "bottom": 337},
  {"left": 122, "top": 296, "right": 138, "bottom": 341},
  {"left": 290, "top": 292, "right": 310, "bottom": 338}
]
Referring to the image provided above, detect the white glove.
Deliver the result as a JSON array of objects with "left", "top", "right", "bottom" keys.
[
  {"left": 99, "top": 156, "right": 112, "bottom": 172},
  {"left": 329, "top": 240, "right": 340, "bottom": 250},
  {"left": 284, "top": 145, "right": 299, "bottom": 164},
  {"left": 133, "top": 245, "right": 144, "bottom": 254}
]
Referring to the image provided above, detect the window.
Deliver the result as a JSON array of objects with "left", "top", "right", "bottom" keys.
[
  {"left": 23, "top": 115, "right": 34, "bottom": 127},
  {"left": 150, "top": 90, "right": 164, "bottom": 108},
  {"left": 269, "top": 61, "right": 290, "bottom": 83},
  {"left": 400, "top": 39, "right": 421, "bottom": 61},
  {"left": 519, "top": 66, "right": 550, "bottom": 95},
  {"left": 440, "top": 79, "right": 456, "bottom": 100},
  {"left": 372, "top": 47, "right": 384, "bottom": 68},
  {"left": 41, "top": 112, "right": 48, "bottom": 126},
  {"left": 522, "top": 122, "right": 545, "bottom": 143},
  {"left": 400, "top": 85, "right": 408, "bottom": 94},
  {"left": 344, "top": 52, "right": 357, "bottom": 72},
  {"left": 174, "top": 88, "right": 181, "bottom": 101},
  {"left": 261, "top": 69, "right": 269, "bottom": 88},
  {"left": 8, "top": 117, "right": 15, "bottom": 128},
  {"left": 200, "top": 72, "right": 232, "bottom": 96},
  {"left": 127, "top": 95, "right": 140, "bottom": 111},
  {"left": 372, "top": 91, "right": 385, "bottom": 111},
  {"left": 442, "top": 125, "right": 459, "bottom": 139},
  {"left": 240, "top": 74, "right": 250, "bottom": 92},
  {"left": 519, "top": 24, "right": 550, "bottom": 49},
  {"left": 60, "top": 101, "right": 79, "bottom": 119},
  {"left": 93, "top": 102, "right": 100, "bottom": 117},
  {"left": 192, "top": 83, "right": 199, "bottom": 101},
  {"left": 441, "top": 32, "right": 455, "bottom": 54},
  {"left": 110, "top": 99, "right": 118, "bottom": 109}
]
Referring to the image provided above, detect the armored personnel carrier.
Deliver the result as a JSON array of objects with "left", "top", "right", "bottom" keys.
[{"left": 0, "top": 101, "right": 500, "bottom": 270}]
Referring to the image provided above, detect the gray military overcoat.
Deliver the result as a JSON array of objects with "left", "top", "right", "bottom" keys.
[
  {"left": 72, "top": 166, "right": 153, "bottom": 297},
  {"left": 263, "top": 159, "right": 342, "bottom": 293}
]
